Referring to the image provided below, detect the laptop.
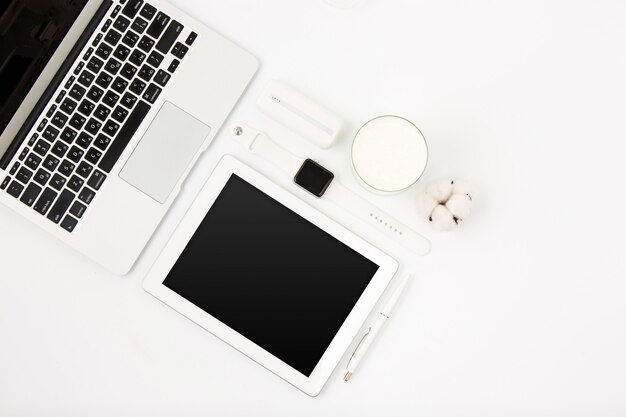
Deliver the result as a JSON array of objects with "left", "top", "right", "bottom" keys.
[{"left": 0, "top": 0, "right": 258, "bottom": 274}]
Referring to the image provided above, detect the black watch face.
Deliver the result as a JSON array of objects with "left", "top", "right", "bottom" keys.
[{"left": 294, "top": 159, "right": 334, "bottom": 197}]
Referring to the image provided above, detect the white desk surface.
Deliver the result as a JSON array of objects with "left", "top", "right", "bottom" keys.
[{"left": 2, "top": 0, "right": 625, "bottom": 415}]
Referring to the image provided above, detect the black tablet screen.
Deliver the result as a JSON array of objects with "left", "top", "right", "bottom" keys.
[{"left": 163, "top": 174, "right": 379, "bottom": 376}]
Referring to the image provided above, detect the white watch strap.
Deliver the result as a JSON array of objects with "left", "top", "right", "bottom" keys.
[
  {"left": 324, "top": 181, "right": 431, "bottom": 255},
  {"left": 231, "top": 123, "right": 304, "bottom": 176},
  {"left": 230, "top": 122, "right": 431, "bottom": 256}
]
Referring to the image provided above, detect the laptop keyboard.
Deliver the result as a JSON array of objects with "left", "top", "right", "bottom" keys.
[{"left": 1, "top": 0, "right": 197, "bottom": 233}]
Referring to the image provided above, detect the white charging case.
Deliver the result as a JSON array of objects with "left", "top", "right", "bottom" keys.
[{"left": 256, "top": 80, "right": 344, "bottom": 149}]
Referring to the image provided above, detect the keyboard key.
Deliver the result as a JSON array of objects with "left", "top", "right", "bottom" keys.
[
  {"left": 86, "top": 56, "right": 104, "bottom": 73},
  {"left": 138, "top": 64, "right": 154, "bottom": 82},
  {"left": 51, "top": 141, "right": 69, "bottom": 158},
  {"left": 94, "top": 134, "right": 111, "bottom": 151},
  {"left": 42, "top": 124, "right": 60, "bottom": 141},
  {"left": 111, "top": 4, "right": 121, "bottom": 18},
  {"left": 33, "top": 168, "right": 51, "bottom": 186},
  {"left": 95, "top": 72, "right": 113, "bottom": 89},
  {"left": 139, "top": 3, "right": 156, "bottom": 20},
  {"left": 103, "top": 120, "right": 120, "bottom": 137},
  {"left": 65, "top": 77, "right": 76, "bottom": 90},
  {"left": 113, "top": 15, "right": 131, "bottom": 32},
  {"left": 34, "top": 139, "right": 50, "bottom": 156},
  {"left": 137, "top": 35, "right": 154, "bottom": 53},
  {"left": 131, "top": 17, "right": 148, "bottom": 34},
  {"left": 103, "top": 91, "right": 120, "bottom": 107},
  {"left": 122, "top": 0, "right": 143, "bottom": 18},
  {"left": 102, "top": 18, "right": 112, "bottom": 32},
  {"left": 70, "top": 201, "right": 87, "bottom": 219},
  {"left": 147, "top": 50, "right": 164, "bottom": 67},
  {"left": 50, "top": 174, "right": 67, "bottom": 191},
  {"left": 128, "top": 49, "right": 146, "bottom": 66},
  {"left": 0, "top": 176, "right": 10, "bottom": 190},
  {"left": 129, "top": 79, "right": 146, "bottom": 95},
  {"left": 67, "top": 175, "right": 85, "bottom": 192},
  {"left": 28, "top": 134, "right": 39, "bottom": 146},
  {"left": 47, "top": 189, "right": 75, "bottom": 223},
  {"left": 185, "top": 32, "right": 197, "bottom": 46},
  {"left": 67, "top": 146, "right": 85, "bottom": 163},
  {"left": 15, "top": 167, "right": 33, "bottom": 184},
  {"left": 171, "top": 42, "right": 188, "bottom": 59},
  {"left": 87, "top": 170, "right": 106, "bottom": 190},
  {"left": 6, "top": 181, "right": 24, "bottom": 198},
  {"left": 114, "top": 44, "right": 131, "bottom": 61},
  {"left": 78, "top": 99, "right": 96, "bottom": 116},
  {"left": 84, "top": 148, "right": 103, "bottom": 165},
  {"left": 60, "top": 127, "right": 77, "bottom": 143},
  {"left": 36, "top": 119, "right": 48, "bottom": 132},
  {"left": 9, "top": 162, "right": 19, "bottom": 175},
  {"left": 69, "top": 113, "right": 86, "bottom": 130},
  {"left": 120, "top": 92, "right": 138, "bottom": 109},
  {"left": 122, "top": 31, "right": 140, "bottom": 47},
  {"left": 34, "top": 187, "right": 58, "bottom": 215},
  {"left": 72, "top": 62, "right": 84, "bottom": 76},
  {"left": 167, "top": 59, "right": 179, "bottom": 73},
  {"left": 51, "top": 112, "right": 68, "bottom": 128},
  {"left": 20, "top": 183, "right": 42, "bottom": 207},
  {"left": 24, "top": 154, "right": 42, "bottom": 170},
  {"left": 84, "top": 119, "right": 102, "bottom": 135},
  {"left": 68, "top": 83, "right": 86, "bottom": 101},
  {"left": 120, "top": 63, "right": 137, "bottom": 80},
  {"left": 142, "top": 83, "right": 161, "bottom": 103},
  {"left": 153, "top": 69, "right": 170, "bottom": 87},
  {"left": 46, "top": 104, "right": 57, "bottom": 118},
  {"left": 92, "top": 33, "right": 103, "bottom": 47},
  {"left": 60, "top": 215, "right": 79, "bottom": 233},
  {"left": 75, "top": 132, "right": 93, "bottom": 149},
  {"left": 104, "top": 57, "right": 122, "bottom": 75},
  {"left": 76, "top": 161, "right": 93, "bottom": 178},
  {"left": 87, "top": 85, "right": 104, "bottom": 102},
  {"left": 111, "top": 106, "right": 128, "bottom": 123},
  {"left": 83, "top": 48, "right": 94, "bottom": 62},
  {"left": 78, "top": 70, "right": 95, "bottom": 87},
  {"left": 99, "top": 100, "right": 150, "bottom": 172},
  {"left": 94, "top": 105, "right": 111, "bottom": 122},
  {"left": 60, "top": 97, "right": 77, "bottom": 114},
  {"left": 58, "top": 160, "right": 75, "bottom": 177},
  {"left": 104, "top": 29, "right": 122, "bottom": 46},
  {"left": 155, "top": 20, "right": 183, "bottom": 55},
  {"left": 43, "top": 155, "right": 60, "bottom": 171},
  {"left": 147, "top": 12, "right": 170, "bottom": 38},
  {"left": 18, "top": 147, "right": 30, "bottom": 161},
  {"left": 95, "top": 42, "right": 113, "bottom": 59},
  {"left": 78, "top": 187, "right": 96, "bottom": 204},
  {"left": 112, "top": 77, "right": 129, "bottom": 93}
]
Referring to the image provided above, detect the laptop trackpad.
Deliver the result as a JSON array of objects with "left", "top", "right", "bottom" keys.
[{"left": 120, "top": 102, "right": 210, "bottom": 203}]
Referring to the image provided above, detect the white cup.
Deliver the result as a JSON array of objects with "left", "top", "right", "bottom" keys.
[{"left": 351, "top": 115, "right": 428, "bottom": 194}]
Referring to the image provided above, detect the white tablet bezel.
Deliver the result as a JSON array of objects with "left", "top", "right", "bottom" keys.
[{"left": 143, "top": 155, "right": 398, "bottom": 396}]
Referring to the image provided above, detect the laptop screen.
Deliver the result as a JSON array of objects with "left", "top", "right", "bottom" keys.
[{"left": 0, "top": 0, "right": 88, "bottom": 140}]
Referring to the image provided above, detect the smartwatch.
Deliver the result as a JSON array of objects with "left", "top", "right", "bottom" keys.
[{"left": 230, "top": 123, "right": 431, "bottom": 256}]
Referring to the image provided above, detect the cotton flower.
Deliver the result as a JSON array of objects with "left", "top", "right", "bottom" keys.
[{"left": 416, "top": 180, "right": 473, "bottom": 231}]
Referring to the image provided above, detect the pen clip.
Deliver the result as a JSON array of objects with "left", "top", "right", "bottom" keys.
[{"left": 347, "top": 327, "right": 371, "bottom": 364}]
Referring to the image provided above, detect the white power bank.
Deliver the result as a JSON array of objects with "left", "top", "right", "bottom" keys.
[{"left": 256, "top": 80, "right": 344, "bottom": 148}]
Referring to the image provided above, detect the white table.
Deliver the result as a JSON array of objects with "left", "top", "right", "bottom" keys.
[{"left": 2, "top": 1, "right": 625, "bottom": 415}]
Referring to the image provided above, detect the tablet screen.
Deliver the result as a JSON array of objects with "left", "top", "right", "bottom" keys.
[{"left": 163, "top": 174, "right": 380, "bottom": 376}]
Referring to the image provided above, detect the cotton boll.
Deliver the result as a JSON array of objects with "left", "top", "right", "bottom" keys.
[
  {"left": 451, "top": 180, "right": 472, "bottom": 200},
  {"left": 430, "top": 205, "right": 457, "bottom": 231},
  {"left": 426, "top": 180, "right": 453, "bottom": 203},
  {"left": 446, "top": 193, "right": 472, "bottom": 219},
  {"left": 416, "top": 192, "right": 439, "bottom": 219}
]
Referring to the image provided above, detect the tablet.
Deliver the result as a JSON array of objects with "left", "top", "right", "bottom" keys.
[{"left": 143, "top": 155, "right": 398, "bottom": 396}]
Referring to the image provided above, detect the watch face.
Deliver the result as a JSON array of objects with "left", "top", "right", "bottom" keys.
[{"left": 294, "top": 159, "right": 334, "bottom": 197}]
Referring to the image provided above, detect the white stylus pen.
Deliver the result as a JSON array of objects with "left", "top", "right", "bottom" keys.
[{"left": 344, "top": 273, "right": 410, "bottom": 381}]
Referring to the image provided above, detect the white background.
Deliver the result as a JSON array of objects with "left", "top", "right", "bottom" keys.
[{"left": 1, "top": 0, "right": 625, "bottom": 415}]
